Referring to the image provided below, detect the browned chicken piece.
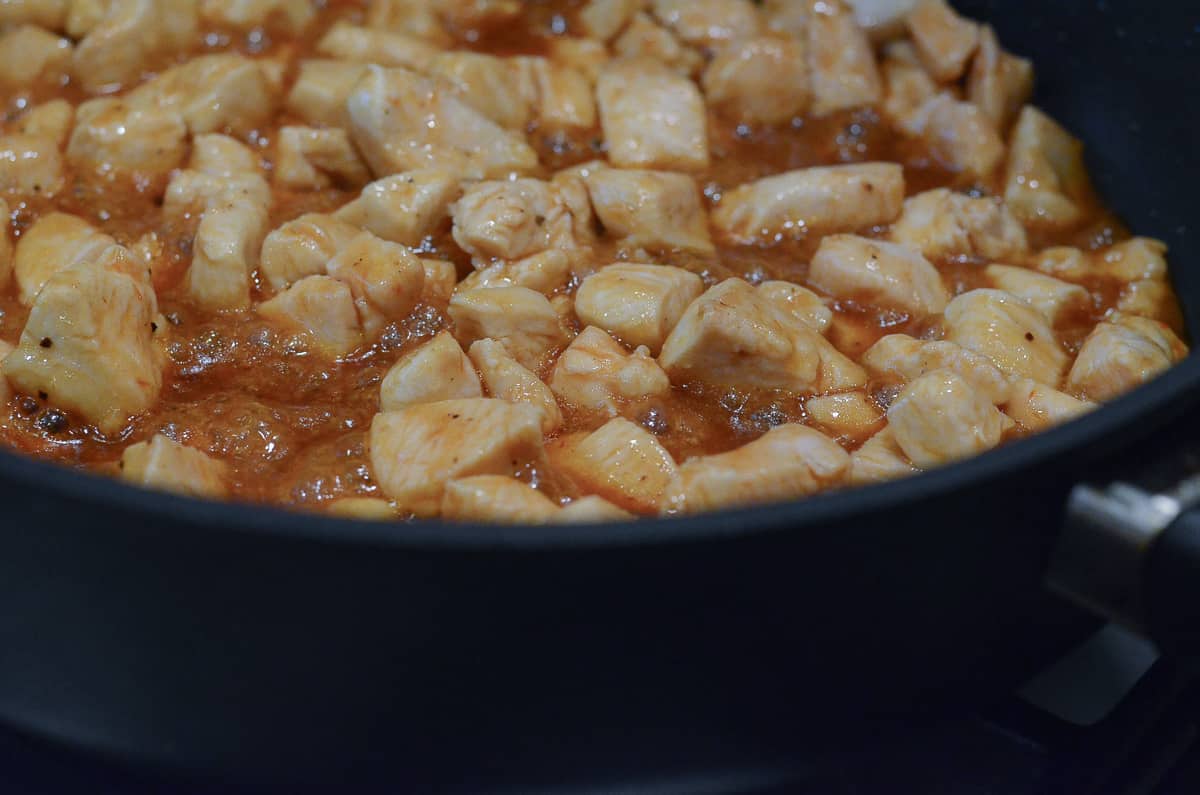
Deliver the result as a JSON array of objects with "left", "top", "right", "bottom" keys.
[
  {"left": 380, "top": 331, "right": 483, "bottom": 411},
  {"left": 703, "top": 37, "right": 810, "bottom": 125},
  {"left": 449, "top": 286, "right": 570, "bottom": 371},
  {"left": 274, "top": 127, "right": 371, "bottom": 191},
  {"left": 983, "top": 265, "right": 1089, "bottom": 323},
  {"left": 441, "top": 476, "right": 561, "bottom": 524},
  {"left": 469, "top": 338, "right": 563, "bottom": 434},
  {"left": 596, "top": 57, "right": 709, "bottom": 171},
  {"left": 1004, "top": 106, "right": 1090, "bottom": 228},
  {"left": 1066, "top": 315, "right": 1188, "bottom": 402},
  {"left": 0, "top": 24, "right": 71, "bottom": 87},
  {"left": 120, "top": 434, "right": 229, "bottom": 499},
  {"left": 326, "top": 231, "right": 426, "bottom": 337},
  {"left": 1004, "top": 379, "right": 1095, "bottom": 432},
  {"left": 551, "top": 418, "right": 678, "bottom": 513},
  {"left": 584, "top": 168, "right": 714, "bottom": 256},
  {"left": 257, "top": 275, "right": 364, "bottom": 358},
  {"left": 334, "top": 171, "right": 462, "bottom": 248},
  {"left": 549, "top": 326, "right": 670, "bottom": 418},
  {"left": 805, "top": 392, "right": 886, "bottom": 442},
  {"left": 889, "top": 188, "right": 1028, "bottom": 263},
  {"left": 849, "top": 426, "right": 918, "bottom": 485},
  {"left": 807, "top": 0, "right": 883, "bottom": 116},
  {"left": 650, "top": 0, "right": 761, "bottom": 46},
  {"left": 613, "top": 12, "right": 703, "bottom": 76},
  {"left": 316, "top": 21, "right": 441, "bottom": 70},
  {"left": 13, "top": 213, "right": 115, "bottom": 306},
  {"left": 906, "top": 0, "right": 979, "bottom": 82},
  {"left": 967, "top": 25, "right": 1034, "bottom": 129},
  {"left": 259, "top": 214, "right": 361, "bottom": 294},
  {"left": 808, "top": 234, "right": 950, "bottom": 317},
  {"left": 579, "top": 0, "right": 643, "bottom": 40},
  {"left": 286, "top": 60, "right": 368, "bottom": 127},
  {"left": 887, "top": 369, "right": 1013, "bottom": 468},
  {"left": 575, "top": 264, "right": 705, "bottom": 353},
  {"left": 943, "top": 289, "right": 1068, "bottom": 386},
  {"left": 555, "top": 495, "right": 635, "bottom": 523},
  {"left": 862, "top": 334, "right": 1013, "bottom": 405}
]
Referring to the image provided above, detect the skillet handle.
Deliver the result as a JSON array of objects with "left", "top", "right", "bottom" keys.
[{"left": 1144, "top": 510, "right": 1200, "bottom": 661}]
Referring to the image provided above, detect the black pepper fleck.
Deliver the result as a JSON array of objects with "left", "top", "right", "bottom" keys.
[{"left": 39, "top": 337, "right": 52, "bottom": 348}]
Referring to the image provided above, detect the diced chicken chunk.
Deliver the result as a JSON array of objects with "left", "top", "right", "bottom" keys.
[
  {"left": 549, "top": 37, "right": 610, "bottom": 83},
  {"left": 906, "top": 0, "right": 978, "bottom": 82},
  {"left": 1004, "top": 379, "right": 1095, "bottom": 432},
  {"left": 887, "top": 369, "right": 1011, "bottom": 468},
  {"left": 575, "top": 263, "right": 704, "bottom": 354},
  {"left": 555, "top": 495, "right": 635, "bottom": 523},
  {"left": 380, "top": 331, "right": 482, "bottom": 410},
  {"left": 317, "top": 22, "right": 440, "bottom": 70},
  {"left": 888, "top": 188, "right": 1028, "bottom": 262},
  {"left": 807, "top": 0, "right": 882, "bottom": 116},
  {"left": 200, "top": 0, "right": 316, "bottom": 34},
  {"left": 127, "top": 54, "right": 274, "bottom": 136},
  {"left": 1095, "top": 237, "right": 1168, "bottom": 283},
  {"left": 862, "top": 334, "right": 1013, "bottom": 404},
  {"left": 286, "top": 60, "right": 367, "bottom": 127},
  {"left": 651, "top": 0, "right": 761, "bottom": 45},
  {"left": 880, "top": 50, "right": 937, "bottom": 132},
  {"left": 14, "top": 213, "right": 115, "bottom": 306},
  {"left": 0, "top": 1, "right": 68, "bottom": 30},
  {"left": 325, "top": 498, "right": 398, "bottom": 520},
  {"left": 259, "top": 213, "right": 360, "bottom": 293},
  {"left": 584, "top": 168, "right": 714, "bottom": 256},
  {"left": 468, "top": 338, "right": 562, "bottom": 433},
  {"left": 703, "top": 36, "right": 810, "bottom": 125},
  {"left": 257, "top": 275, "right": 363, "bottom": 357},
  {"left": 1118, "top": 279, "right": 1181, "bottom": 329},
  {"left": 805, "top": 391, "right": 884, "bottom": 441},
  {"left": 72, "top": 0, "right": 197, "bottom": 93},
  {"left": 334, "top": 171, "right": 460, "bottom": 247},
  {"left": 1066, "top": 315, "right": 1187, "bottom": 402},
  {"left": 0, "top": 24, "right": 71, "bottom": 86},
  {"left": 441, "top": 475, "right": 560, "bottom": 524},
  {"left": 189, "top": 133, "right": 262, "bottom": 177},
  {"left": 847, "top": 0, "right": 919, "bottom": 40},
  {"left": 67, "top": 98, "right": 188, "bottom": 183},
  {"left": 549, "top": 326, "right": 670, "bottom": 417},
  {"left": 596, "top": 58, "right": 709, "bottom": 171},
  {"left": 523, "top": 57, "right": 597, "bottom": 130},
  {"left": 459, "top": 250, "right": 571, "bottom": 295},
  {"left": 579, "top": 0, "right": 642, "bottom": 40},
  {"left": 905, "top": 93, "right": 1005, "bottom": 178},
  {"left": 713, "top": 163, "right": 904, "bottom": 243},
  {"left": 428, "top": 51, "right": 534, "bottom": 131},
  {"left": 274, "top": 127, "right": 370, "bottom": 190},
  {"left": 119, "top": 434, "right": 228, "bottom": 499},
  {"left": 551, "top": 417, "right": 677, "bottom": 513},
  {"left": 326, "top": 231, "right": 425, "bottom": 336},
  {"left": 11, "top": 99, "right": 74, "bottom": 147},
  {"left": 365, "top": 0, "right": 451, "bottom": 45},
  {"left": 984, "top": 265, "right": 1088, "bottom": 322},
  {"left": 943, "top": 289, "right": 1067, "bottom": 385},
  {"left": 368, "top": 398, "right": 545, "bottom": 515},
  {"left": 449, "top": 286, "right": 569, "bottom": 370},
  {"left": 757, "top": 281, "right": 833, "bottom": 335},
  {"left": 3, "top": 251, "right": 162, "bottom": 434},
  {"left": 849, "top": 426, "right": 918, "bottom": 485},
  {"left": 1004, "top": 106, "right": 1089, "bottom": 227},
  {"left": 967, "top": 25, "right": 1033, "bottom": 129},
  {"left": 0, "top": 134, "right": 64, "bottom": 196},
  {"left": 1032, "top": 246, "right": 1090, "bottom": 282},
  {"left": 421, "top": 258, "right": 458, "bottom": 305},
  {"left": 436, "top": 0, "right": 522, "bottom": 29},
  {"left": 613, "top": 12, "right": 703, "bottom": 77},
  {"left": 667, "top": 424, "right": 849, "bottom": 514},
  {"left": 451, "top": 178, "right": 592, "bottom": 264},
  {"left": 809, "top": 235, "right": 950, "bottom": 316},
  {"left": 347, "top": 65, "right": 538, "bottom": 180}
]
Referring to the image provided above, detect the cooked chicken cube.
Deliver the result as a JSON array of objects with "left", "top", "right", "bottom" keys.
[
  {"left": 0, "top": 1, "right": 68, "bottom": 30},
  {"left": 257, "top": 275, "right": 363, "bottom": 358},
  {"left": 881, "top": 51, "right": 938, "bottom": 133},
  {"left": 14, "top": 213, "right": 115, "bottom": 306},
  {"left": 468, "top": 338, "right": 563, "bottom": 433},
  {"left": 325, "top": 498, "right": 398, "bottom": 520},
  {"left": 703, "top": 37, "right": 810, "bottom": 125},
  {"left": 259, "top": 213, "right": 361, "bottom": 293},
  {"left": 119, "top": 434, "right": 228, "bottom": 499},
  {"left": 316, "top": 21, "right": 440, "bottom": 70},
  {"left": 189, "top": 133, "right": 262, "bottom": 177},
  {"left": 849, "top": 426, "right": 918, "bottom": 485},
  {"left": 0, "top": 134, "right": 64, "bottom": 196},
  {"left": 66, "top": 98, "right": 188, "bottom": 183},
  {"left": 1118, "top": 279, "right": 1181, "bottom": 329},
  {"left": 943, "top": 289, "right": 1067, "bottom": 385},
  {"left": 809, "top": 235, "right": 949, "bottom": 317},
  {"left": 967, "top": 25, "right": 1033, "bottom": 129},
  {"left": 757, "top": 281, "right": 834, "bottom": 335},
  {"left": 712, "top": 163, "right": 904, "bottom": 243},
  {"left": 984, "top": 265, "right": 1088, "bottom": 322},
  {"left": 651, "top": 0, "right": 761, "bottom": 45},
  {"left": 0, "top": 24, "right": 71, "bottom": 87},
  {"left": 1094, "top": 237, "right": 1168, "bottom": 283},
  {"left": 368, "top": 398, "right": 545, "bottom": 515},
  {"left": 451, "top": 178, "right": 591, "bottom": 264},
  {"left": 905, "top": 93, "right": 1005, "bottom": 178},
  {"left": 906, "top": 0, "right": 978, "bottom": 82},
  {"left": 583, "top": 168, "right": 713, "bottom": 256},
  {"left": 326, "top": 231, "right": 425, "bottom": 336},
  {"left": 347, "top": 65, "right": 538, "bottom": 180},
  {"left": 807, "top": 0, "right": 883, "bottom": 116},
  {"left": 185, "top": 202, "right": 271, "bottom": 312},
  {"left": 596, "top": 58, "right": 708, "bottom": 171},
  {"left": 334, "top": 171, "right": 461, "bottom": 248},
  {"left": 380, "top": 331, "right": 482, "bottom": 410},
  {"left": 274, "top": 127, "right": 371, "bottom": 191},
  {"left": 3, "top": 252, "right": 163, "bottom": 434},
  {"left": 128, "top": 54, "right": 274, "bottom": 136},
  {"left": 421, "top": 258, "right": 458, "bottom": 305},
  {"left": 428, "top": 51, "right": 534, "bottom": 131},
  {"left": 441, "top": 475, "right": 560, "bottom": 524},
  {"left": 805, "top": 392, "right": 884, "bottom": 441},
  {"left": 449, "top": 286, "right": 569, "bottom": 370},
  {"left": 365, "top": 0, "right": 451, "bottom": 45},
  {"left": 437, "top": 0, "right": 522, "bottom": 29},
  {"left": 11, "top": 99, "right": 74, "bottom": 147},
  {"left": 1032, "top": 246, "right": 1090, "bottom": 282},
  {"left": 667, "top": 424, "right": 849, "bottom": 514},
  {"left": 552, "top": 417, "right": 677, "bottom": 513},
  {"left": 200, "top": 0, "right": 316, "bottom": 34},
  {"left": 862, "top": 334, "right": 1013, "bottom": 405},
  {"left": 887, "top": 369, "right": 1011, "bottom": 468},
  {"left": 549, "top": 37, "right": 610, "bottom": 83},
  {"left": 613, "top": 12, "right": 703, "bottom": 77},
  {"left": 888, "top": 188, "right": 1028, "bottom": 263},
  {"left": 555, "top": 495, "right": 635, "bottom": 523},
  {"left": 575, "top": 263, "right": 704, "bottom": 353},
  {"left": 458, "top": 250, "right": 572, "bottom": 295},
  {"left": 1004, "top": 106, "right": 1089, "bottom": 227},
  {"left": 523, "top": 57, "right": 597, "bottom": 130},
  {"left": 1004, "top": 379, "right": 1095, "bottom": 432},
  {"left": 72, "top": 0, "right": 197, "bottom": 93},
  {"left": 847, "top": 0, "right": 919, "bottom": 40},
  {"left": 549, "top": 326, "right": 670, "bottom": 417},
  {"left": 285, "top": 60, "right": 367, "bottom": 127},
  {"left": 1066, "top": 315, "right": 1187, "bottom": 402},
  {"left": 579, "top": 0, "right": 642, "bottom": 40}
]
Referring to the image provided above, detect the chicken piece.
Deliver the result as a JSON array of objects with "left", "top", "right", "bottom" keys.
[
  {"left": 861, "top": 334, "right": 1013, "bottom": 405},
  {"left": 316, "top": 21, "right": 440, "bottom": 71},
  {"left": 3, "top": 251, "right": 162, "bottom": 434},
  {"left": 555, "top": 495, "right": 635, "bottom": 523},
  {"left": 451, "top": 178, "right": 591, "bottom": 264},
  {"left": 0, "top": 134, "right": 64, "bottom": 196},
  {"left": 66, "top": 98, "right": 188, "bottom": 183},
  {"left": 368, "top": 398, "right": 545, "bottom": 515},
  {"left": 285, "top": 60, "right": 367, "bottom": 127},
  {"left": 274, "top": 127, "right": 370, "bottom": 191},
  {"left": 596, "top": 58, "right": 708, "bottom": 171},
  {"left": 552, "top": 417, "right": 677, "bottom": 513},
  {"left": 575, "top": 264, "right": 704, "bottom": 354},
  {"left": 847, "top": 0, "right": 919, "bottom": 40},
  {"left": 428, "top": 51, "right": 534, "bottom": 131},
  {"left": 880, "top": 50, "right": 938, "bottom": 133},
  {"left": 380, "top": 331, "right": 482, "bottom": 410},
  {"left": 436, "top": 0, "right": 522, "bottom": 29},
  {"left": 650, "top": 0, "right": 761, "bottom": 46},
  {"left": 468, "top": 338, "right": 562, "bottom": 434},
  {"left": 366, "top": 0, "right": 451, "bottom": 44},
  {"left": 127, "top": 54, "right": 273, "bottom": 137},
  {"left": 1004, "top": 106, "right": 1089, "bottom": 228},
  {"left": 757, "top": 281, "right": 833, "bottom": 335},
  {"left": 905, "top": 93, "right": 1005, "bottom": 178},
  {"left": 348, "top": 65, "right": 538, "bottom": 180},
  {"left": 613, "top": 12, "right": 703, "bottom": 77},
  {"left": 712, "top": 163, "right": 904, "bottom": 243},
  {"left": 887, "top": 369, "right": 1011, "bottom": 468},
  {"left": 200, "top": 0, "right": 316, "bottom": 34},
  {"left": 809, "top": 235, "right": 949, "bottom": 316},
  {"left": 549, "top": 37, "right": 610, "bottom": 84},
  {"left": 666, "top": 424, "right": 849, "bottom": 514},
  {"left": 523, "top": 57, "right": 597, "bottom": 130},
  {"left": 906, "top": 0, "right": 978, "bottom": 82},
  {"left": 703, "top": 36, "right": 809, "bottom": 125},
  {"left": 805, "top": 392, "right": 884, "bottom": 442},
  {"left": 658, "top": 278, "right": 867, "bottom": 393},
  {"left": 1066, "top": 315, "right": 1188, "bottom": 402},
  {"left": 334, "top": 171, "right": 460, "bottom": 249},
  {"left": 13, "top": 213, "right": 115, "bottom": 306},
  {"left": 943, "top": 289, "right": 1067, "bottom": 385},
  {"left": 849, "top": 426, "right": 918, "bottom": 485},
  {"left": 1032, "top": 246, "right": 1090, "bottom": 282},
  {"left": 458, "top": 250, "right": 571, "bottom": 295},
  {"left": 0, "top": 339, "right": 12, "bottom": 405},
  {"left": 326, "top": 231, "right": 426, "bottom": 336},
  {"left": 189, "top": 133, "right": 262, "bottom": 177},
  {"left": 579, "top": 0, "right": 641, "bottom": 40},
  {"left": 11, "top": 99, "right": 74, "bottom": 148},
  {"left": 421, "top": 258, "right": 458, "bottom": 305},
  {"left": 119, "top": 434, "right": 228, "bottom": 499},
  {"left": 807, "top": 0, "right": 882, "bottom": 116},
  {"left": 72, "top": 0, "right": 197, "bottom": 93},
  {"left": 984, "top": 265, "right": 1088, "bottom": 322},
  {"left": 179, "top": 189, "right": 271, "bottom": 313},
  {"left": 449, "top": 286, "right": 569, "bottom": 370},
  {"left": 761, "top": 0, "right": 806, "bottom": 35},
  {"left": 967, "top": 25, "right": 1033, "bottom": 129},
  {"left": 0, "top": 24, "right": 71, "bottom": 87},
  {"left": 257, "top": 275, "right": 363, "bottom": 358},
  {"left": 1118, "top": 279, "right": 1182, "bottom": 330},
  {"left": 441, "top": 475, "right": 561, "bottom": 524},
  {"left": 1004, "top": 379, "right": 1095, "bottom": 433},
  {"left": 258, "top": 213, "right": 361, "bottom": 293},
  {"left": 325, "top": 498, "right": 398, "bottom": 520},
  {"left": 548, "top": 326, "right": 670, "bottom": 417},
  {"left": 583, "top": 168, "right": 713, "bottom": 256},
  {"left": 0, "top": 198, "right": 10, "bottom": 290},
  {"left": 1094, "top": 237, "right": 1168, "bottom": 283},
  {"left": 0, "top": 0, "right": 68, "bottom": 30},
  {"left": 888, "top": 188, "right": 1027, "bottom": 263}
]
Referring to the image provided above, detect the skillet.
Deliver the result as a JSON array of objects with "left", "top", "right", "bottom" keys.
[{"left": 1, "top": 0, "right": 1200, "bottom": 786}]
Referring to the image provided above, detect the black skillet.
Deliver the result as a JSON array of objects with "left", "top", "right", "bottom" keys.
[{"left": 1, "top": 0, "right": 1199, "bottom": 788}]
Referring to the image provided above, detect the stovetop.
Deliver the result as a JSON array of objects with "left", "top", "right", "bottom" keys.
[{"left": 2, "top": 624, "right": 1197, "bottom": 794}]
